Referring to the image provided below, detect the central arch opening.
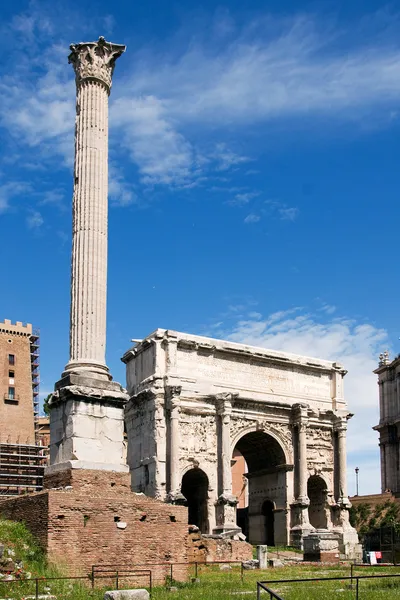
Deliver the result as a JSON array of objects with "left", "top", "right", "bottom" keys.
[
  {"left": 181, "top": 468, "right": 209, "bottom": 533},
  {"left": 232, "top": 430, "right": 287, "bottom": 546}
]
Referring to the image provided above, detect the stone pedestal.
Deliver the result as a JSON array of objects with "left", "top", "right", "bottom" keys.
[
  {"left": 332, "top": 502, "right": 362, "bottom": 560},
  {"left": 214, "top": 494, "right": 241, "bottom": 535},
  {"left": 49, "top": 374, "right": 128, "bottom": 472},
  {"left": 303, "top": 531, "right": 341, "bottom": 562},
  {"left": 290, "top": 498, "right": 314, "bottom": 549}
]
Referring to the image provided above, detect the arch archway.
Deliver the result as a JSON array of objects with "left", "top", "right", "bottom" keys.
[
  {"left": 232, "top": 430, "right": 288, "bottom": 545},
  {"left": 181, "top": 468, "right": 209, "bottom": 533},
  {"left": 308, "top": 475, "right": 328, "bottom": 529},
  {"left": 262, "top": 500, "right": 275, "bottom": 546}
]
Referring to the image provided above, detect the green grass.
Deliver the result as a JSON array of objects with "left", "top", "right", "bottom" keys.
[
  {"left": 150, "top": 564, "right": 400, "bottom": 600},
  {"left": 0, "top": 519, "right": 399, "bottom": 599}
]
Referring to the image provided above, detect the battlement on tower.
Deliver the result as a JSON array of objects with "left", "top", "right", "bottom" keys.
[{"left": 0, "top": 319, "right": 32, "bottom": 336}]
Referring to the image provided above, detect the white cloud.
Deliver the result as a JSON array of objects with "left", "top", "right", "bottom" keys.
[
  {"left": 39, "top": 189, "right": 66, "bottom": 210},
  {"left": 121, "top": 16, "right": 400, "bottom": 129},
  {"left": 209, "top": 143, "right": 251, "bottom": 171},
  {"left": 0, "top": 44, "right": 75, "bottom": 166},
  {"left": 109, "top": 163, "right": 138, "bottom": 207},
  {"left": 26, "top": 209, "right": 44, "bottom": 229},
  {"left": 279, "top": 207, "right": 299, "bottom": 221},
  {"left": 215, "top": 307, "right": 388, "bottom": 494},
  {"left": 244, "top": 213, "right": 261, "bottom": 224},
  {"left": 227, "top": 191, "right": 260, "bottom": 206},
  {"left": 320, "top": 303, "right": 337, "bottom": 315},
  {"left": 2, "top": 9, "right": 400, "bottom": 200},
  {"left": 110, "top": 96, "right": 196, "bottom": 187},
  {"left": 0, "top": 181, "right": 31, "bottom": 214}
]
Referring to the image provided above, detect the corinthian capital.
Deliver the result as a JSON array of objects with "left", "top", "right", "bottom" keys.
[{"left": 68, "top": 36, "right": 126, "bottom": 93}]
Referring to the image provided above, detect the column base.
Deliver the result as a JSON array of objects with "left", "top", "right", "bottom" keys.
[
  {"left": 166, "top": 491, "right": 187, "bottom": 505},
  {"left": 213, "top": 493, "right": 240, "bottom": 535},
  {"left": 46, "top": 460, "right": 129, "bottom": 476},
  {"left": 290, "top": 497, "right": 313, "bottom": 549},
  {"left": 331, "top": 502, "right": 362, "bottom": 560},
  {"left": 63, "top": 359, "right": 112, "bottom": 381},
  {"left": 303, "top": 530, "right": 341, "bottom": 562},
  {"left": 49, "top": 372, "right": 128, "bottom": 469}
]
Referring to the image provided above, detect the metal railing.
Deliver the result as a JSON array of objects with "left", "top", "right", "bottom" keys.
[
  {"left": 257, "top": 571, "right": 400, "bottom": 600},
  {"left": 0, "top": 570, "right": 152, "bottom": 599},
  {"left": 92, "top": 559, "right": 244, "bottom": 585}
]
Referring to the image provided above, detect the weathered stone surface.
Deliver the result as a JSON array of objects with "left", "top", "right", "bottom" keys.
[
  {"left": 257, "top": 545, "right": 268, "bottom": 569},
  {"left": 122, "top": 329, "right": 359, "bottom": 556},
  {"left": 49, "top": 37, "right": 128, "bottom": 471},
  {"left": 269, "top": 559, "right": 285, "bottom": 568},
  {"left": 104, "top": 590, "right": 149, "bottom": 600},
  {"left": 242, "top": 559, "right": 259, "bottom": 570},
  {"left": 374, "top": 352, "right": 400, "bottom": 495}
]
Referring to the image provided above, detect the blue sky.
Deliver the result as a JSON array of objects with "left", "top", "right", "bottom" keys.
[{"left": 2, "top": 0, "right": 400, "bottom": 495}]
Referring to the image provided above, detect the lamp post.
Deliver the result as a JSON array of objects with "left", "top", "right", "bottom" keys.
[{"left": 355, "top": 467, "right": 359, "bottom": 496}]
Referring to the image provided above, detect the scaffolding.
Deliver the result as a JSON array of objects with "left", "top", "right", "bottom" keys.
[
  {"left": 0, "top": 443, "right": 46, "bottom": 497},
  {"left": 30, "top": 328, "right": 40, "bottom": 442},
  {"left": 0, "top": 322, "right": 48, "bottom": 497}
]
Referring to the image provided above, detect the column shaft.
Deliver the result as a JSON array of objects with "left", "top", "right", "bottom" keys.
[
  {"left": 169, "top": 402, "right": 180, "bottom": 494},
  {"left": 69, "top": 80, "right": 109, "bottom": 370},
  {"left": 298, "top": 423, "right": 308, "bottom": 501},
  {"left": 337, "top": 427, "right": 349, "bottom": 502},
  {"left": 221, "top": 412, "right": 232, "bottom": 495}
]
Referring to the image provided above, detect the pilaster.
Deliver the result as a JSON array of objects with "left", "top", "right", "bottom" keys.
[
  {"left": 214, "top": 393, "right": 239, "bottom": 534},
  {"left": 166, "top": 386, "right": 186, "bottom": 504},
  {"left": 290, "top": 404, "right": 312, "bottom": 547}
]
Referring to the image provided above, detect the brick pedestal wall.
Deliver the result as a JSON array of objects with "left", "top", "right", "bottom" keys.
[
  {"left": 188, "top": 532, "right": 253, "bottom": 564},
  {"left": 0, "top": 468, "right": 253, "bottom": 582},
  {"left": 0, "top": 469, "right": 189, "bottom": 582}
]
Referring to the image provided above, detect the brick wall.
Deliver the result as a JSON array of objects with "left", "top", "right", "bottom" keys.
[
  {"left": 0, "top": 330, "right": 35, "bottom": 444},
  {"left": 0, "top": 469, "right": 189, "bottom": 582},
  {"left": 188, "top": 532, "right": 253, "bottom": 564},
  {"left": 0, "top": 468, "right": 253, "bottom": 582},
  {"left": 0, "top": 491, "right": 49, "bottom": 549}
]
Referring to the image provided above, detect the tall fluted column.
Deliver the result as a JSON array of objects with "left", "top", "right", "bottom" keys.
[
  {"left": 290, "top": 404, "right": 311, "bottom": 548},
  {"left": 167, "top": 386, "right": 185, "bottom": 503},
  {"left": 298, "top": 422, "right": 309, "bottom": 503},
  {"left": 221, "top": 402, "right": 232, "bottom": 495},
  {"left": 335, "top": 419, "right": 349, "bottom": 505},
  {"left": 64, "top": 36, "right": 125, "bottom": 379},
  {"left": 214, "top": 394, "right": 239, "bottom": 534},
  {"left": 48, "top": 38, "right": 128, "bottom": 474}
]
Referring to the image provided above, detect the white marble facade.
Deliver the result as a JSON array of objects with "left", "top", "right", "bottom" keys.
[
  {"left": 374, "top": 351, "right": 400, "bottom": 494},
  {"left": 122, "top": 329, "right": 360, "bottom": 556}
]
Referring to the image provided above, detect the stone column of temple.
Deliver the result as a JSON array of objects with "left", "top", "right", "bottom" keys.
[
  {"left": 48, "top": 38, "right": 128, "bottom": 473},
  {"left": 214, "top": 394, "right": 239, "bottom": 534},
  {"left": 336, "top": 419, "right": 350, "bottom": 505},
  {"left": 221, "top": 403, "right": 233, "bottom": 496},
  {"left": 167, "top": 386, "right": 185, "bottom": 503},
  {"left": 64, "top": 36, "right": 125, "bottom": 379},
  {"left": 290, "top": 404, "right": 311, "bottom": 548},
  {"left": 298, "top": 421, "right": 309, "bottom": 503}
]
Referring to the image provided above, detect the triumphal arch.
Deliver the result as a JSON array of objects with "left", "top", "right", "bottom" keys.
[{"left": 122, "top": 329, "right": 360, "bottom": 555}]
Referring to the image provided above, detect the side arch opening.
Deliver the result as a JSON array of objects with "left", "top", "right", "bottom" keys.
[{"left": 181, "top": 468, "right": 209, "bottom": 533}]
